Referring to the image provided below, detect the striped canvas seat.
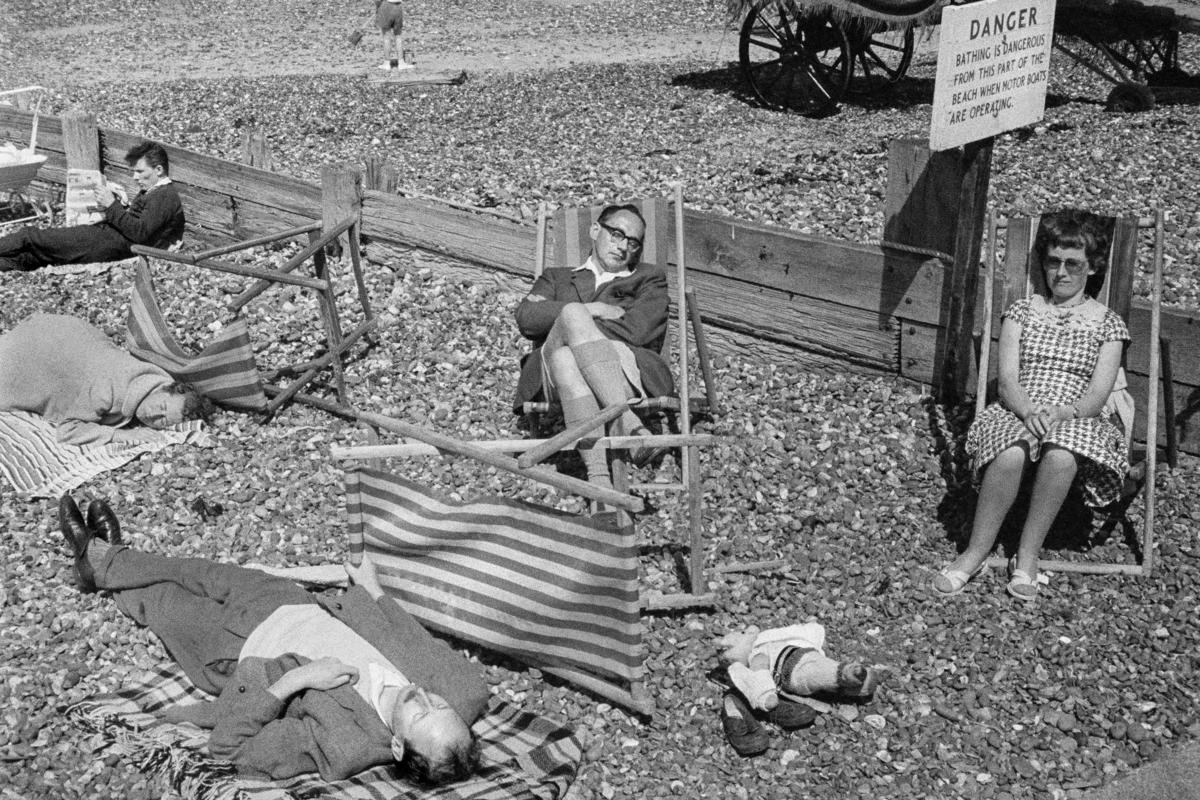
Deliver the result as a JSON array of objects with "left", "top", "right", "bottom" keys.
[
  {"left": 345, "top": 467, "right": 644, "bottom": 690},
  {"left": 125, "top": 258, "right": 268, "bottom": 411}
]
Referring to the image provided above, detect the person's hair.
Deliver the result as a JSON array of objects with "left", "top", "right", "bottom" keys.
[
  {"left": 405, "top": 737, "right": 480, "bottom": 786},
  {"left": 125, "top": 141, "right": 170, "bottom": 176},
  {"left": 164, "top": 381, "right": 214, "bottom": 423},
  {"left": 597, "top": 203, "right": 646, "bottom": 229},
  {"left": 1033, "top": 208, "right": 1114, "bottom": 296}
]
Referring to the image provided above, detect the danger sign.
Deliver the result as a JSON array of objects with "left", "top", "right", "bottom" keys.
[{"left": 930, "top": 0, "right": 1057, "bottom": 151}]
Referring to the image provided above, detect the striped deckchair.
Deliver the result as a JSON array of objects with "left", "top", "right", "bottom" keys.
[
  {"left": 126, "top": 259, "right": 268, "bottom": 411},
  {"left": 345, "top": 467, "right": 650, "bottom": 713}
]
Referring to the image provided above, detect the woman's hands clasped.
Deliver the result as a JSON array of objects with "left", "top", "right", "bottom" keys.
[{"left": 1023, "top": 405, "right": 1074, "bottom": 438}]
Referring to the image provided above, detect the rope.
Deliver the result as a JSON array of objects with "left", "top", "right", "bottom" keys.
[{"left": 877, "top": 240, "right": 955, "bottom": 263}]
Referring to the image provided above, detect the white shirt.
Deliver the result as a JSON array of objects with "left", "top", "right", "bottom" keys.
[
  {"left": 239, "top": 604, "right": 409, "bottom": 729},
  {"left": 574, "top": 254, "right": 631, "bottom": 293}
]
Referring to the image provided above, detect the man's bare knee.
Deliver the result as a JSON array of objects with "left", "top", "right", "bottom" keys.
[{"left": 557, "top": 303, "right": 599, "bottom": 338}]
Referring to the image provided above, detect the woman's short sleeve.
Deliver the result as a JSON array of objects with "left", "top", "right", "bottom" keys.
[
  {"left": 1001, "top": 298, "right": 1032, "bottom": 326},
  {"left": 1100, "top": 309, "right": 1131, "bottom": 344}
]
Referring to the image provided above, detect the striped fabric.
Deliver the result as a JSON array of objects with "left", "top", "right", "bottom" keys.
[
  {"left": 68, "top": 661, "right": 583, "bottom": 800},
  {"left": 0, "top": 410, "right": 209, "bottom": 499},
  {"left": 547, "top": 198, "right": 669, "bottom": 277},
  {"left": 125, "top": 259, "right": 268, "bottom": 411},
  {"left": 345, "top": 468, "right": 644, "bottom": 685}
]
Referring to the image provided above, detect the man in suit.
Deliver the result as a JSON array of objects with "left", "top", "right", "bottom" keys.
[
  {"left": 59, "top": 495, "right": 486, "bottom": 785},
  {"left": 0, "top": 141, "right": 185, "bottom": 272},
  {"left": 513, "top": 204, "right": 673, "bottom": 488}
]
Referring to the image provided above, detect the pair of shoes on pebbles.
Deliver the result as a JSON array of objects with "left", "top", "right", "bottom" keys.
[
  {"left": 58, "top": 494, "right": 123, "bottom": 593},
  {"left": 720, "top": 691, "right": 817, "bottom": 757}
]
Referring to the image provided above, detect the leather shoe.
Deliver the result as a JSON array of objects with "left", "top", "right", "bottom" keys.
[
  {"left": 86, "top": 498, "right": 123, "bottom": 545},
  {"left": 58, "top": 494, "right": 96, "bottom": 593},
  {"left": 765, "top": 698, "right": 818, "bottom": 730},
  {"left": 720, "top": 691, "right": 769, "bottom": 757}
]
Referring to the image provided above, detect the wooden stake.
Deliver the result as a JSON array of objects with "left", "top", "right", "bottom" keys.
[{"left": 61, "top": 109, "right": 100, "bottom": 173}]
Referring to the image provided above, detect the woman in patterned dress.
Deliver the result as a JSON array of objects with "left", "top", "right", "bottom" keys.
[{"left": 933, "top": 210, "right": 1131, "bottom": 601}]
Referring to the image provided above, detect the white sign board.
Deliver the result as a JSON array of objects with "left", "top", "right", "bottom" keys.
[{"left": 930, "top": 0, "right": 1056, "bottom": 151}]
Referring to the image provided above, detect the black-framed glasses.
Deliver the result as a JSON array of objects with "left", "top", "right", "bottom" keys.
[
  {"left": 598, "top": 222, "right": 643, "bottom": 251},
  {"left": 1044, "top": 256, "right": 1088, "bottom": 275}
]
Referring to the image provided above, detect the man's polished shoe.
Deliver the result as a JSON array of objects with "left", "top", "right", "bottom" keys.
[
  {"left": 85, "top": 498, "right": 123, "bottom": 545},
  {"left": 58, "top": 494, "right": 97, "bottom": 593}
]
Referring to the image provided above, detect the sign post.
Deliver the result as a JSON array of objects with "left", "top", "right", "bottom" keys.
[{"left": 930, "top": 0, "right": 1057, "bottom": 151}]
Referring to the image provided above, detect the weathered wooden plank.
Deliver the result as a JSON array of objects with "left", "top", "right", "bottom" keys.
[
  {"left": 673, "top": 208, "right": 946, "bottom": 327},
  {"left": 361, "top": 189, "right": 536, "bottom": 275},
  {"left": 61, "top": 110, "right": 99, "bottom": 171},
  {"left": 1126, "top": 371, "right": 1200, "bottom": 454},
  {"left": 98, "top": 129, "right": 321, "bottom": 217},
  {"left": 898, "top": 320, "right": 943, "bottom": 386},
  {"left": 232, "top": 197, "right": 320, "bottom": 241},
  {"left": 0, "top": 106, "right": 63, "bottom": 153},
  {"left": 670, "top": 268, "right": 899, "bottom": 372},
  {"left": 175, "top": 184, "right": 236, "bottom": 239},
  {"left": 1127, "top": 304, "right": 1200, "bottom": 381}
]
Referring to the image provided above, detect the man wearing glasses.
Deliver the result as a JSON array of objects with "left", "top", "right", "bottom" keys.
[{"left": 514, "top": 204, "right": 674, "bottom": 489}]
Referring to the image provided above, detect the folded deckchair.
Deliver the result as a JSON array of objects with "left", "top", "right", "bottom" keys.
[
  {"left": 68, "top": 661, "right": 582, "bottom": 800},
  {"left": 0, "top": 410, "right": 208, "bottom": 499},
  {"left": 126, "top": 259, "right": 268, "bottom": 411},
  {"left": 345, "top": 467, "right": 651, "bottom": 713}
]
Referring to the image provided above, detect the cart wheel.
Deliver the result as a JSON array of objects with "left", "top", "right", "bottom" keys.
[
  {"left": 739, "top": 4, "right": 852, "bottom": 116},
  {"left": 847, "top": 24, "right": 914, "bottom": 95},
  {"left": 1106, "top": 82, "right": 1156, "bottom": 113}
]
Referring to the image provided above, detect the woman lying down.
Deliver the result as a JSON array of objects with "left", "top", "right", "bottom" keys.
[{"left": 0, "top": 313, "right": 211, "bottom": 445}]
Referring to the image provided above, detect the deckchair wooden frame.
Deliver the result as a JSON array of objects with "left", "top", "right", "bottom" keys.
[
  {"left": 515, "top": 187, "right": 720, "bottom": 609},
  {"left": 132, "top": 214, "right": 376, "bottom": 417},
  {"left": 973, "top": 210, "right": 1166, "bottom": 577}
]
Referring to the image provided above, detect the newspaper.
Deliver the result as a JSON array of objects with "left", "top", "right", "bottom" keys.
[{"left": 65, "top": 168, "right": 128, "bottom": 226}]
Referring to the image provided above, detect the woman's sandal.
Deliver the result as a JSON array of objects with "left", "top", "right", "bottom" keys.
[
  {"left": 1006, "top": 557, "right": 1039, "bottom": 602},
  {"left": 931, "top": 561, "right": 987, "bottom": 596}
]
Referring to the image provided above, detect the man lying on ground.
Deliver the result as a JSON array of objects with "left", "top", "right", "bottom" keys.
[
  {"left": 59, "top": 494, "right": 487, "bottom": 784},
  {"left": 0, "top": 140, "right": 185, "bottom": 272},
  {"left": 0, "top": 313, "right": 210, "bottom": 444},
  {"left": 513, "top": 204, "right": 673, "bottom": 488}
]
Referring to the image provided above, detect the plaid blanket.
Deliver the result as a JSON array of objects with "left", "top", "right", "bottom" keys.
[
  {"left": 0, "top": 410, "right": 210, "bottom": 499},
  {"left": 67, "top": 662, "right": 583, "bottom": 800}
]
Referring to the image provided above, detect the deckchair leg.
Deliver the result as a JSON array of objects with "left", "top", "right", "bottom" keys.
[
  {"left": 687, "top": 289, "right": 719, "bottom": 416},
  {"left": 347, "top": 220, "right": 374, "bottom": 325},
  {"left": 1160, "top": 336, "right": 1177, "bottom": 470},
  {"left": 685, "top": 443, "right": 705, "bottom": 595},
  {"left": 311, "top": 230, "right": 348, "bottom": 402}
]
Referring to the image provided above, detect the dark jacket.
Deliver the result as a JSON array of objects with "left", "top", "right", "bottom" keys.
[
  {"left": 512, "top": 265, "right": 673, "bottom": 411},
  {"left": 166, "top": 586, "right": 490, "bottom": 782},
  {"left": 103, "top": 181, "right": 185, "bottom": 249}
]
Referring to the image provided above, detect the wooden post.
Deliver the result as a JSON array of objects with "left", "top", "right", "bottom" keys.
[
  {"left": 364, "top": 156, "right": 399, "bottom": 194},
  {"left": 240, "top": 127, "right": 272, "bottom": 171},
  {"left": 885, "top": 137, "right": 992, "bottom": 400},
  {"left": 61, "top": 110, "right": 100, "bottom": 172},
  {"left": 322, "top": 165, "right": 362, "bottom": 231}
]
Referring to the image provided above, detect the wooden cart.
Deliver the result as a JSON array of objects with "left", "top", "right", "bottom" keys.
[
  {"left": 0, "top": 86, "right": 52, "bottom": 229},
  {"left": 733, "top": 0, "right": 1200, "bottom": 116}
]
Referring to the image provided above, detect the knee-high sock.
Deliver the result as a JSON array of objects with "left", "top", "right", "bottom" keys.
[
  {"left": 561, "top": 393, "right": 611, "bottom": 488},
  {"left": 571, "top": 339, "right": 643, "bottom": 435}
]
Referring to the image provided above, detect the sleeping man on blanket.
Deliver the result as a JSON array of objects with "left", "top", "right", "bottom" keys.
[
  {"left": 0, "top": 313, "right": 210, "bottom": 445},
  {"left": 58, "top": 494, "right": 486, "bottom": 785}
]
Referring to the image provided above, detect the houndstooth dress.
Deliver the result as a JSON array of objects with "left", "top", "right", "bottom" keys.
[{"left": 966, "top": 296, "right": 1131, "bottom": 507}]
